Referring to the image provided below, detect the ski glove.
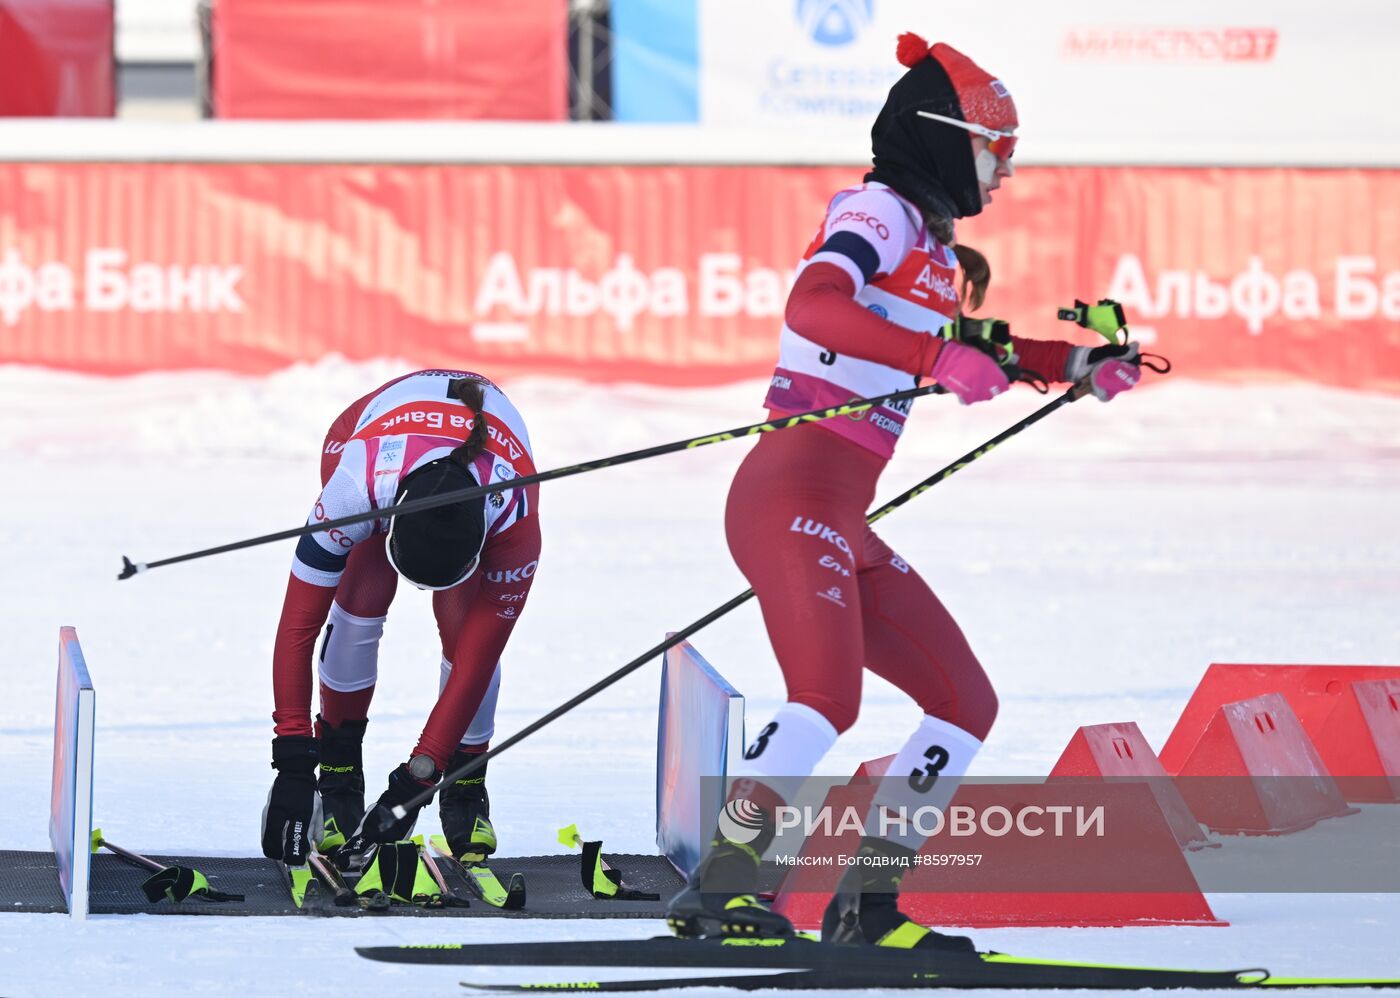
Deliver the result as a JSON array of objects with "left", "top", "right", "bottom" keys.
[
  {"left": 945, "top": 314, "right": 1015, "bottom": 368},
  {"left": 337, "top": 756, "right": 440, "bottom": 864},
  {"left": 260, "top": 735, "right": 320, "bottom": 865},
  {"left": 1064, "top": 341, "right": 1142, "bottom": 402},
  {"left": 928, "top": 338, "right": 1010, "bottom": 405},
  {"left": 1059, "top": 298, "right": 1128, "bottom": 341}
]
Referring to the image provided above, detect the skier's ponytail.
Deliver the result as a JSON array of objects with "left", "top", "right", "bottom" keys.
[
  {"left": 449, "top": 377, "right": 490, "bottom": 467},
  {"left": 951, "top": 242, "right": 991, "bottom": 313},
  {"left": 925, "top": 213, "right": 991, "bottom": 313}
]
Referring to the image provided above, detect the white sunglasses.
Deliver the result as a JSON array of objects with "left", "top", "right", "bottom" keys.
[{"left": 916, "top": 110, "right": 1018, "bottom": 159}]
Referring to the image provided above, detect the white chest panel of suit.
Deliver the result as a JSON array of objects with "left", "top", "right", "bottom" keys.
[{"left": 763, "top": 183, "right": 960, "bottom": 459}]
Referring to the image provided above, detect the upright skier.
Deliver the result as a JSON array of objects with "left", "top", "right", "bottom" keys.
[
  {"left": 667, "top": 34, "right": 1143, "bottom": 948},
  {"left": 260, "top": 369, "right": 541, "bottom": 870}
]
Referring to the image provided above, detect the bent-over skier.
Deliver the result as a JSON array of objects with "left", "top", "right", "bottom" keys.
[{"left": 260, "top": 369, "right": 541, "bottom": 871}]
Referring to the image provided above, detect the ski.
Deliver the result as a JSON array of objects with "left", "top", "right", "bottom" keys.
[
  {"left": 281, "top": 853, "right": 392, "bottom": 915},
  {"left": 280, "top": 860, "right": 352, "bottom": 915},
  {"left": 457, "top": 969, "right": 1400, "bottom": 993},
  {"left": 460, "top": 971, "right": 828, "bottom": 992},
  {"left": 279, "top": 862, "right": 315, "bottom": 910},
  {"left": 415, "top": 836, "right": 472, "bottom": 908},
  {"left": 428, "top": 834, "right": 526, "bottom": 910},
  {"left": 355, "top": 937, "right": 1400, "bottom": 990},
  {"left": 307, "top": 852, "right": 363, "bottom": 909}
]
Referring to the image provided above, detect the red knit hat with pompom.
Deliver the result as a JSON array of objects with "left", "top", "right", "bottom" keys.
[
  {"left": 895, "top": 31, "right": 1017, "bottom": 132},
  {"left": 867, "top": 32, "right": 1015, "bottom": 218}
]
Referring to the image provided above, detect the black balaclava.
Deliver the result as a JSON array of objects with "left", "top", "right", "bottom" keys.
[{"left": 865, "top": 34, "right": 1014, "bottom": 221}]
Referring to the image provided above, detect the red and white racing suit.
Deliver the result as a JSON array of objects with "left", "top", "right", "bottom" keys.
[
  {"left": 731, "top": 183, "right": 1075, "bottom": 741},
  {"left": 271, "top": 370, "right": 541, "bottom": 769}
]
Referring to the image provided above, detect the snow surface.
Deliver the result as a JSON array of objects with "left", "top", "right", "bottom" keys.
[{"left": 2, "top": 359, "right": 1398, "bottom": 996}]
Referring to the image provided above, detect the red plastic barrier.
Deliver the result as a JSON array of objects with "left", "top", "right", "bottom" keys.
[
  {"left": 1311, "top": 679, "right": 1400, "bottom": 802},
  {"left": 1048, "top": 722, "right": 1210, "bottom": 849},
  {"left": 1174, "top": 693, "right": 1357, "bottom": 835},
  {"left": 0, "top": 0, "right": 114, "bottom": 117},
  {"left": 213, "top": 0, "right": 567, "bottom": 120},
  {"left": 772, "top": 759, "right": 1221, "bottom": 929},
  {"left": 1159, "top": 664, "right": 1400, "bottom": 801},
  {"left": 2, "top": 164, "right": 1399, "bottom": 387}
]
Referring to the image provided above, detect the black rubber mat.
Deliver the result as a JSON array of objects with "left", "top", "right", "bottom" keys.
[
  {"left": 0, "top": 850, "right": 683, "bottom": 918},
  {"left": 0, "top": 850, "right": 68, "bottom": 913}
]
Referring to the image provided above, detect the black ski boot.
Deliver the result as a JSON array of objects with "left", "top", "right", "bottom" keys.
[
  {"left": 316, "top": 716, "right": 367, "bottom": 851},
  {"left": 822, "top": 837, "right": 975, "bottom": 952},
  {"left": 439, "top": 749, "right": 497, "bottom": 860},
  {"left": 666, "top": 837, "right": 794, "bottom": 939}
]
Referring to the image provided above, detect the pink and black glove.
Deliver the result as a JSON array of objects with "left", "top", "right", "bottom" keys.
[
  {"left": 929, "top": 339, "right": 1010, "bottom": 405},
  {"left": 1064, "top": 342, "right": 1141, "bottom": 402}
]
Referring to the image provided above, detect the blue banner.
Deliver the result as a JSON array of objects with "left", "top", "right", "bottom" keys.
[{"left": 611, "top": 0, "right": 699, "bottom": 122}]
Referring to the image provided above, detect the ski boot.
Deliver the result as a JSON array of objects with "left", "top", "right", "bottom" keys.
[
  {"left": 822, "top": 837, "right": 974, "bottom": 952},
  {"left": 666, "top": 837, "right": 794, "bottom": 939},
  {"left": 316, "top": 715, "right": 367, "bottom": 851},
  {"left": 439, "top": 748, "right": 497, "bottom": 861}
]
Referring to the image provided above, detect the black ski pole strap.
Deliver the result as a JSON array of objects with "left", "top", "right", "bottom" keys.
[
  {"left": 118, "top": 382, "right": 946, "bottom": 580},
  {"left": 1006, "top": 364, "right": 1049, "bottom": 394},
  {"left": 141, "top": 866, "right": 194, "bottom": 903},
  {"left": 356, "top": 841, "right": 440, "bottom": 906},
  {"left": 581, "top": 840, "right": 619, "bottom": 897},
  {"left": 609, "top": 886, "right": 662, "bottom": 901},
  {"left": 140, "top": 865, "right": 244, "bottom": 904},
  {"left": 579, "top": 841, "right": 660, "bottom": 902}
]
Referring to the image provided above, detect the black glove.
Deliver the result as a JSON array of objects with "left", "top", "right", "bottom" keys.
[
  {"left": 334, "top": 756, "right": 440, "bottom": 869},
  {"left": 260, "top": 735, "right": 320, "bottom": 864}
]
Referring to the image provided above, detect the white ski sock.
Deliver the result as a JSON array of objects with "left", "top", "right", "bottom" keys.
[
  {"left": 732, "top": 701, "right": 839, "bottom": 807},
  {"left": 866, "top": 714, "right": 983, "bottom": 853}
]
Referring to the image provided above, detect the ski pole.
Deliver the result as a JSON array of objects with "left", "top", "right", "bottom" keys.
[
  {"left": 118, "top": 383, "right": 947, "bottom": 581},
  {"left": 386, "top": 381, "right": 1092, "bottom": 825},
  {"left": 90, "top": 828, "right": 244, "bottom": 903}
]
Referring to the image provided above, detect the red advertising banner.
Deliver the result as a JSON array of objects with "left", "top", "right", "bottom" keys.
[
  {"left": 1, "top": 163, "right": 1397, "bottom": 390},
  {"left": 212, "top": 0, "right": 568, "bottom": 120},
  {"left": 0, "top": 0, "right": 114, "bottom": 117}
]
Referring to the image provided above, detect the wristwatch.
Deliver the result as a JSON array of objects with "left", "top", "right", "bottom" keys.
[{"left": 408, "top": 753, "right": 437, "bottom": 781}]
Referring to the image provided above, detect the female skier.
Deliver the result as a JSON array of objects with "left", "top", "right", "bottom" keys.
[
  {"left": 260, "top": 369, "right": 541, "bottom": 870},
  {"left": 667, "top": 34, "right": 1142, "bottom": 949}
]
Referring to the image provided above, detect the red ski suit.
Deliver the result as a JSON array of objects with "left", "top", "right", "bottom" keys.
[
  {"left": 730, "top": 183, "right": 1077, "bottom": 739},
  {"left": 271, "top": 370, "right": 541, "bottom": 769}
]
